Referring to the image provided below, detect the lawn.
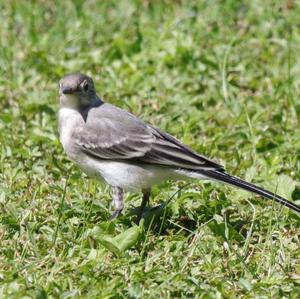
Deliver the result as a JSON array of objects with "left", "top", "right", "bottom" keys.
[{"left": 1, "top": 0, "right": 300, "bottom": 298}]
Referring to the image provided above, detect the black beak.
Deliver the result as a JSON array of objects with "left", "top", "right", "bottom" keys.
[{"left": 62, "top": 88, "right": 73, "bottom": 95}]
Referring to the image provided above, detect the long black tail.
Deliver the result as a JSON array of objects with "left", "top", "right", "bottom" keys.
[{"left": 198, "top": 169, "right": 300, "bottom": 213}]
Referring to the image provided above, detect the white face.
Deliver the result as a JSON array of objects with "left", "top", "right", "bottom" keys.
[
  {"left": 58, "top": 75, "right": 94, "bottom": 109},
  {"left": 59, "top": 91, "right": 81, "bottom": 109}
]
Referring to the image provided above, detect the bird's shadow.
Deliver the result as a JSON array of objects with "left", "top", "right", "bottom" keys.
[{"left": 126, "top": 203, "right": 198, "bottom": 235}]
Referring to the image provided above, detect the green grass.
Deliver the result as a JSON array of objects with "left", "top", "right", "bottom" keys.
[{"left": 1, "top": 0, "right": 300, "bottom": 297}]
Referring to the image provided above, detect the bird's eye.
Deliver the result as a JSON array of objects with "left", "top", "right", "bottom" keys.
[{"left": 82, "top": 80, "right": 89, "bottom": 92}]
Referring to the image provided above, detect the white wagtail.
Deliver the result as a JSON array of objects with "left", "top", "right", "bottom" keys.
[{"left": 58, "top": 73, "right": 300, "bottom": 219}]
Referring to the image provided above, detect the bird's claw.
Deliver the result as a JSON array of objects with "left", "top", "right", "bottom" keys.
[{"left": 109, "top": 209, "right": 123, "bottom": 220}]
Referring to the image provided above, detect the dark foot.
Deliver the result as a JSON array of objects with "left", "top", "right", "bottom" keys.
[
  {"left": 110, "top": 186, "right": 124, "bottom": 221},
  {"left": 109, "top": 208, "right": 123, "bottom": 220},
  {"left": 137, "top": 188, "right": 151, "bottom": 222}
]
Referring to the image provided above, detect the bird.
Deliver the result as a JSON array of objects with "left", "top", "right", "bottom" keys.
[{"left": 58, "top": 73, "right": 300, "bottom": 220}]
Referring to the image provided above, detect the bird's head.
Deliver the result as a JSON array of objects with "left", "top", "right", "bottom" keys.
[{"left": 59, "top": 73, "right": 97, "bottom": 109}]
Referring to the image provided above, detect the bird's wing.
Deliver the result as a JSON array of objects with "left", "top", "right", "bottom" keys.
[{"left": 73, "top": 103, "right": 223, "bottom": 170}]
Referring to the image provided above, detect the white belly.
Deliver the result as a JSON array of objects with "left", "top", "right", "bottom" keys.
[{"left": 77, "top": 156, "right": 182, "bottom": 191}]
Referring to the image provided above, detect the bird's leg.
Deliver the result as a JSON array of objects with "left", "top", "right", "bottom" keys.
[
  {"left": 137, "top": 188, "right": 151, "bottom": 221},
  {"left": 110, "top": 186, "right": 124, "bottom": 220}
]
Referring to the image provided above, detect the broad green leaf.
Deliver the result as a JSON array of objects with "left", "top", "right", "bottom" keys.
[
  {"left": 113, "top": 225, "right": 141, "bottom": 252},
  {"left": 265, "top": 174, "right": 297, "bottom": 200},
  {"left": 98, "top": 236, "right": 121, "bottom": 256},
  {"left": 98, "top": 226, "right": 141, "bottom": 256}
]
